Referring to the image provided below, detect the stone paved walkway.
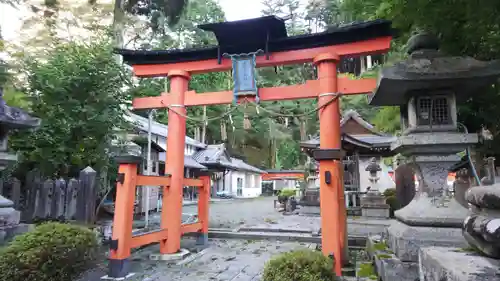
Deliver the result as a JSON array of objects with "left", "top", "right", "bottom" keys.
[
  {"left": 143, "top": 197, "right": 391, "bottom": 237},
  {"left": 81, "top": 197, "right": 391, "bottom": 281},
  {"left": 128, "top": 239, "right": 315, "bottom": 281}
]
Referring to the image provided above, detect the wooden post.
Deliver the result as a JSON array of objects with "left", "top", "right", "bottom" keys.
[
  {"left": 314, "top": 53, "right": 344, "bottom": 276},
  {"left": 109, "top": 162, "right": 138, "bottom": 278},
  {"left": 197, "top": 175, "right": 210, "bottom": 245},
  {"left": 160, "top": 70, "right": 190, "bottom": 254}
]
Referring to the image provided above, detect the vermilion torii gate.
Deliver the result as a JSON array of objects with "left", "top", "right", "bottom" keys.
[{"left": 110, "top": 16, "right": 392, "bottom": 278}]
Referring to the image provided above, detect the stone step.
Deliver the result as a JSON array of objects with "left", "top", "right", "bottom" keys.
[
  {"left": 419, "top": 246, "right": 500, "bottom": 281},
  {"left": 366, "top": 235, "right": 419, "bottom": 281},
  {"left": 185, "top": 229, "right": 367, "bottom": 247}
]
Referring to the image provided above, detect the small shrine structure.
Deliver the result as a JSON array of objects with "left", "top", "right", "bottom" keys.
[{"left": 299, "top": 110, "right": 394, "bottom": 212}]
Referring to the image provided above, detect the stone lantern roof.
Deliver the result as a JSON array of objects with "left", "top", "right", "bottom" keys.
[
  {"left": 368, "top": 33, "right": 500, "bottom": 106},
  {"left": 0, "top": 88, "right": 41, "bottom": 129}
]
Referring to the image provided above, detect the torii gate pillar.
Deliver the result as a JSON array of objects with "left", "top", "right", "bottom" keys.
[
  {"left": 160, "top": 70, "right": 190, "bottom": 254},
  {"left": 314, "top": 53, "right": 347, "bottom": 274}
]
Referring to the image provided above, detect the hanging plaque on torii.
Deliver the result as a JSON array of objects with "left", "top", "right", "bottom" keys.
[{"left": 224, "top": 50, "right": 263, "bottom": 104}]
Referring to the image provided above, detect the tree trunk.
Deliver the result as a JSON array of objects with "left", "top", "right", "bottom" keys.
[
  {"left": 201, "top": 105, "right": 207, "bottom": 144},
  {"left": 112, "top": 0, "right": 125, "bottom": 61}
]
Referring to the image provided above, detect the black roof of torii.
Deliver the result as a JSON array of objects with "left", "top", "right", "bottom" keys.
[{"left": 115, "top": 16, "right": 394, "bottom": 65}]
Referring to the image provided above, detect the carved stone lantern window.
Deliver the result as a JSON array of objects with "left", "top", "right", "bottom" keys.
[{"left": 403, "top": 90, "right": 457, "bottom": 134}]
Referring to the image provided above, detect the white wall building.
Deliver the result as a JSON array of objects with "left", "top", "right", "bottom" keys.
[{"left": 192, "top": 144, "right": 266, "bottom": 199}]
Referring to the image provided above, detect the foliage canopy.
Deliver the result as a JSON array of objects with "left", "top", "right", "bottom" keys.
[{"left": 10, "top": 38, "right": 128, "bottom": 177}]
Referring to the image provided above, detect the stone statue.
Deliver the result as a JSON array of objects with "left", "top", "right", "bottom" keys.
[
  {"left": 366, "top": 157, "right": 382, "bottom": 187},
  {"left": 361, "top": 157, "right": 390, "bottom": 218},
  {"left": 454, "top": 168, "right": 471, "bottom": 208},
  {"left": 462, "top": 184, "right": 500, "bottom": 258},
  {"left": 394, "top": 157, "right": 416, "bottom": 208}
]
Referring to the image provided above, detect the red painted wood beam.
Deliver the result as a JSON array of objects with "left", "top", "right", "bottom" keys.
[
  {"left": 132, "top": 77, "right": 376, "bottom": 109},
  {"left": 181, "top": 222, "right": 202, "bottom": 234},
  {"left": 262, "top": 173, "right": 305, "bottom": 181},
  {"left": 131, "top": 37, "right": 391, "bottom": 77}
]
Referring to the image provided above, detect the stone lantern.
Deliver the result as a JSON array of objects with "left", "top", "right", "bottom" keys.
[
  {"left": 0, "top": 88, "right": 41, "bottom": 244},
  {"left": 368, "top": 33, "right": 500, "bottom": 266},
  {"left": 360, "top": 157, "right": 390, "bottom": 218}
]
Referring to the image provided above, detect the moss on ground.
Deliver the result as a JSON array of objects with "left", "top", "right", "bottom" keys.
[
  {"left": 454, "top": 246, "right": 479, "bottom": 253},
  {"left": 376, "top": 253, "right": 392, "bottom": 259},
  {"left": 357, "top": 263, "right": 378, "bottom": 280},
  {"left": 369, "top": 241, "right": 389, "bottom": 252}
]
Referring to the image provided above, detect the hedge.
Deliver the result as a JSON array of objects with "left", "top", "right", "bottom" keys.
[
  {"left": 0, "top": 222, "right": 98, "bottom": 281},
  {"left": 263, "top": 249, "right": 340, "bottom": 281},
  {"left": 279, "top": 189, "right": 297, "bottom": 197}
]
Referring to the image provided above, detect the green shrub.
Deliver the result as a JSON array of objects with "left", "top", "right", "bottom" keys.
[
  {"left": 383, "top": 188, "right": 396, "bottom": 197},
  {"left": 263, "top": 249, "right": 339, "bottom": 281},
  {"left": 0, "top": 222, "right": 98, "bottom": 281},
  {"left": 385, "top": 196, "right": 400, "bottom": 217},
  {"left": 279, "top": 189, "right": 297, "bottom": 198},
  {"left": 382, "top": 188, "right": 400, "bottom": 217},
  {"left": 357, "top": 263, "right": 378, "bottom": 280}
]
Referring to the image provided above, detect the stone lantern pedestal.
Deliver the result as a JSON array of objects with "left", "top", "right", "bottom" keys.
[
  {"left": 387, "top": 133, "right": 477, "bottom": 262},
  {"left": 365, "top": 32, "right": 500, "bottom": 281},
  {"left": 361, "top": 157, "right": 390, "bottom": 218}
]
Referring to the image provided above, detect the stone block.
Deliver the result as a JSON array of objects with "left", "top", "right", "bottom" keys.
[
  {"left": 0, "top": 223, "right": 33, "bottom": 245},
  {"left": 419, "top": 246, "right": 500, "bottom": 281},
  {"left": 297, "top": 205, "right": 320, "bottom": 215},
  {"left": 0, "top": 207, "right": 20, "bottom": 226},
  {"left": 366, "top": 235, "right": 419, "bottom": 281},
  {"left": 377, "top": 257, "right": 419, "bottom": 281},
  {"left": 362, "top": 206, "right": 390, "bottom": 218},
  {"left": 387, "top": 220, "right": 467, "bottom": 262},
  {"left": 149, "top": 248, "right": 190, "bottom": 262}
]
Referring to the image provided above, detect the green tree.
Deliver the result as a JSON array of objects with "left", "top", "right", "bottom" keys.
[
  {"left": 341, "top": 0, "right": 500, "bottom": 154},
  {"left": 10, "top": 38, "right": 128, "bottom": 177}
]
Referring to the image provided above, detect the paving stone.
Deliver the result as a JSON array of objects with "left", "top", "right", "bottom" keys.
[
  {"left": 86, "top": 198, "right": 391, "bottom": 281},
  {"left": 419, "top": 246, "right": 500, "bottom": 281},
  {"left": 125, "top": 239, "right": 313, "bottom": 281}
]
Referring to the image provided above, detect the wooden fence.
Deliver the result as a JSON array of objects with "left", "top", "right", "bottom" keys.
[{"left": 0, "top": 166, "right": 99, "bottom": 224}]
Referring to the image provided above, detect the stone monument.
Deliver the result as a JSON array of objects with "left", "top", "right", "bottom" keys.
[
  {"left": 0, "top": 88, "right": 41, "bottom": 245},
  {"left": 298, "top": 157, "right": 320, "bottom": 214},
  {"left": 366, "top": 33, "right": 500, "bottom": 281},
  {"left": 360, "top": 157, "right": 390, "bottom": 218}
]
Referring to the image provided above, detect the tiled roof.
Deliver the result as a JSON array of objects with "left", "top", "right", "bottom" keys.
[
  {"left": 230, "top": 158, "right": 267, "bottom": 174},
  {"left": 126, "top": 112, "right": 206, "bottom": 148},
  {"left": 192, "top": 144, "right": 266, "bottom": 173},
  {"left": 301, "top": 134, "right": 394, "bottom": 148},
  {"left": 301, "top": 110, "right": 394, "bottom": 150},
  {"left": 184, "top": 156, "right": 207, "bottom": 169},
  {"left": 192, "top": 144, "right": 229, "bottom": 163},
  {"left": 266, "top": 169, "right": 305, "bottom": 173},
  {"left": 340, "top": 109, "right": 382, "bottom": 136}
]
